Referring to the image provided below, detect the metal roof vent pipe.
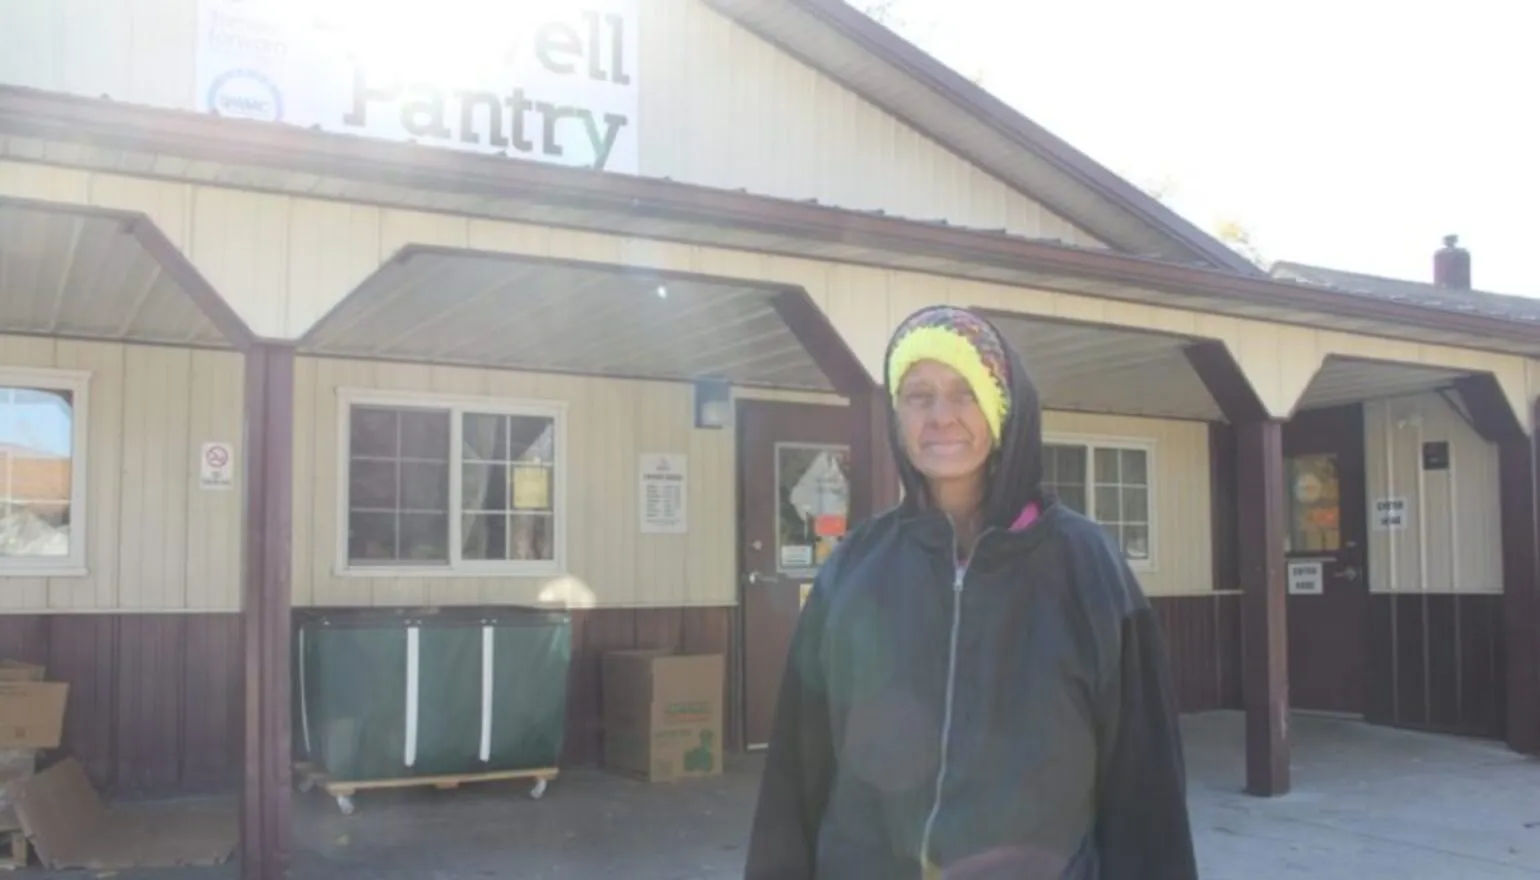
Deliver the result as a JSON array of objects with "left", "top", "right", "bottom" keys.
[{"left": 1434, "top": 234, "right": 1471, "bottom": 290}]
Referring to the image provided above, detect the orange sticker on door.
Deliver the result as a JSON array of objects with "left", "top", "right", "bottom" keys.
[{"left": 814, "top": 514, "right": 847, "bottom": 537}]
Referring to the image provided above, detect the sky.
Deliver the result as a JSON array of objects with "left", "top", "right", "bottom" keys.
[
  {"left": 0, "top": 394, "right": 72, "bottom": 458},
  {"left": 865, "top": 0, "right": 1539, "bottom": 296}
]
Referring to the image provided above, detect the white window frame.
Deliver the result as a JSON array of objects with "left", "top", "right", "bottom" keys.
[
  {"left": 334, "top": 387, "right": 568, "bottom": 578},
  {"left": 0, "top": 367, "right": 91, "bottom": 578},
  {"left": 1042, "top": 432, "right": 1158, "bottom": 573}
]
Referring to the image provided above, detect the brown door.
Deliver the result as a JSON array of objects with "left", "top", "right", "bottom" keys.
[
  {"left": 1282, "top": 403, "right": 1369, "bottom": 715},
  {"left": 737, "top": 400, "right": 854, "bottom": 749}
]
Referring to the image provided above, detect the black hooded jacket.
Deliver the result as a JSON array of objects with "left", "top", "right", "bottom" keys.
[{"left": 743, "top": 311, "right": 1198, "bottom": 879}]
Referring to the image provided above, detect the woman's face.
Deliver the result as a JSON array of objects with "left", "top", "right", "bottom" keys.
[{"left": 895, "top": 359, "right": 994, "bottom": 486}]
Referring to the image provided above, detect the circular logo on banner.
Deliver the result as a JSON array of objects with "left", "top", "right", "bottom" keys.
[{"left": 206, "top": 69, "right": 285, "bottom": 122}]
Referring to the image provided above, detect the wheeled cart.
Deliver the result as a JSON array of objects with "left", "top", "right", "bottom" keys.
[{"left": 292, "top": 607, "right": 572, "bottom": 814}]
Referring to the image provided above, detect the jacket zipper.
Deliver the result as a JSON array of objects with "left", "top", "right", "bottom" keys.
[{"left": 918, "top": 521, "right": 976, "bottom": 871}]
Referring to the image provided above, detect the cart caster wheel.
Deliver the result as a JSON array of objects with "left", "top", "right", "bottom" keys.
[
  {"left": 336, "top": 795, "right": 356, "bottom": 816},
  {"left": 529, "top": 779, "right": 548, "bottom": 800}
]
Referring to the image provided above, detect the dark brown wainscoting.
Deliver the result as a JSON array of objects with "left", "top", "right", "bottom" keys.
[
  {"left": 1151, "top": 594, "right": 1243, "bottom": 713},
  {"left": 1366, "top": 593, "right": 1504, "bottom": 739},
  {"left": 0, "top": 613, "right": 244, "bottom": 796}
]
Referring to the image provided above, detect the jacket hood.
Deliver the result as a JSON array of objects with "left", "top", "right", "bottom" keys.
[{"left": 883, "top": 306, "right": 1048, "bottom": 530}]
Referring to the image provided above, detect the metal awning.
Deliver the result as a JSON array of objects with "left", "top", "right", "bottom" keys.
[
  {"left": 989, "top": 311, "right": 1495, "bottom": 422},
  {"left": 1298, "top": 358, "right": 1476, "bottom": 412},
  {"left": 298, "top": 247, "right": 838, "bottom": 392},
  {"left": 0, "top": 198, "right": 248, "bottom": 348},
  {"left": 988, "top": 314, "right": 1221, "bottom": 420}
]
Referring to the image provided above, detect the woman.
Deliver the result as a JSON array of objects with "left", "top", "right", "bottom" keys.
[{"left": 744, "top": 305, "right": 1197, "bottom": 879}]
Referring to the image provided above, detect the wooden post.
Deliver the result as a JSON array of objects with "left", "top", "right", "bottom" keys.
[
  {"left": 1498, "top": 428, "right": 1540, "bottom": 754},
  {"left": 1185, "top": 341, "right": 1290, "bottom": 796},
  {"left": 1452, "top": 376, "right": 1539, "bottom": 755},
  {"left": 1235, "top": 419, "right": 1290, "bottom": 795},
  {"left": 242, "top": 344, "right": 295, "bottom": 879}
]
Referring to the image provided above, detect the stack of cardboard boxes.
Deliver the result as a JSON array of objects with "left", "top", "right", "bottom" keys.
[
  {"left": 0, "top": 659, "right": 69, "bottom": 867},
  {"left": 601, "top": 651, "right": 725, "bottom": 783}
]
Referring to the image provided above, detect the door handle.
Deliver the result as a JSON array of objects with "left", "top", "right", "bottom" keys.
[
  {"left": 746, "top": 571, "right": 780, "bottom": 586},
  {"left": 1339, "top": 565, "right": 1361, "bottom": 582}
]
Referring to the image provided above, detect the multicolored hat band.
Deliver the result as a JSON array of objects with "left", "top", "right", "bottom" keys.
[{"left": 886, "top": 307, "right": 1011, "bottom": 445}]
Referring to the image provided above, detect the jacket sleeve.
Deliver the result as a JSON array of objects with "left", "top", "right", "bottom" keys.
[
  {"left": 1094, "top": 599, "right": 1200, "bottom": 879},
  {"left": 743, "top": 573, "right": 837, "bottom": 879}
]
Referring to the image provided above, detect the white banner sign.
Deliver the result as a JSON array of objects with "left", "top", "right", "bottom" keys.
[{"left": 194, "top": 0, "right": 640, "bottom": 172}]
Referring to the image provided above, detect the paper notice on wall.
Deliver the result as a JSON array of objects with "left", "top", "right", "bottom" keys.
[
  {"left": 1372, "top": 497, "right": 1407, "bottom": 531},
  {"left": 639, "top": 454, "right": 687, "bottom": 534},
  {"left": 510, "top": 465, "right": 551, "bottom": 510}
]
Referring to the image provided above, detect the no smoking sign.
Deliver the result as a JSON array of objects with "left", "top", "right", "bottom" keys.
[{"left": 201, "top": 441, "right": 236, "bottom": 490}]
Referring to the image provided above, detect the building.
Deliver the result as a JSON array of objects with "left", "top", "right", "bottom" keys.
[{"left": 0, "top": 1, "right": 1536, "bottom": 876}]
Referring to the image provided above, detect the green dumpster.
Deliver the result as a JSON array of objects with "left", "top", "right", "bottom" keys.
[{"left": 294, "top": 608, "right": 571, "bottom": 805}]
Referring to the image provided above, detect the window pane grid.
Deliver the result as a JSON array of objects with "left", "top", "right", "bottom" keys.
[
  {"left": 347, "top": 406, "right": 450, "bottom": 565},
  {"left": 345, "top": 402, "right": 560, "bottom": 570},
  {"left": 1044, "top": 441, "right": 1151, "bottom": 564},
  {"left": 461, "top": 413, "right": 556, "bottom": 564}
]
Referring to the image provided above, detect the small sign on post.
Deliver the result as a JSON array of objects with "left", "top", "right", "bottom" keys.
[{"left": 200, "top": 442, "right": 235, "bottom": 490}]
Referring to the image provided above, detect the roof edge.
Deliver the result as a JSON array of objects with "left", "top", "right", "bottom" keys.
[{"left": 0, "top": 87, "right": 1535, "bottom": 352}]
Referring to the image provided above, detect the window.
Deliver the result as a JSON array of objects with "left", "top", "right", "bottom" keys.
[
  {"left": 774, "top": 443, "right": 851, "bottom": 575},
  {"left": 1043, "top": 438, "right": 1153, "bottom": 567},
  {"left": 339, "top": 390, "right": 564, "bottom": 575},
  {"left": 1285, "top": 453, "right": 1340, "bottom": 553},
  {"left": 0, "top": 369, "right": 89, "bottom": 576}
]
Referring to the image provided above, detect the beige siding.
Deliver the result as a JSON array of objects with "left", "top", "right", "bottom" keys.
[
  {"left": 0, "top": 0, "right": 1101, "bottom": 246},
  {"left": 1044, "top": 411, "right": 1212, "bottom": 597},
  {"left": 4, "top": 163, "right": 1526, "bottom": 431},
  {"left": 294, "top": 357, "right": 735, "bottom": 609},
  {"left": 1364, "top": 393, "right": 1502, "bottom": 595},
  {"left": 0, "top": 334, "right": 242, "bottom": 612}
]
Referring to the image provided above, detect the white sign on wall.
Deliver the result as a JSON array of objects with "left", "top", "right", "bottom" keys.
[
  {"left": 200, "top": 442, "right": 236, "bottom": 490},
  {"left": 1372, "top": 496, "right": 1408, "bottom": 531},
  {"left": 1287, "top": 560, "right": 1324, "bottom": 595},
  {"left": 194, "top": 0, "right": 640, "bottom": 172},
  {"left": 639, "top": 453, "right": 687, "bottom": 534}
]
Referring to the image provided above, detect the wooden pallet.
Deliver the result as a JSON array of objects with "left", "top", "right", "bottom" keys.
[{"left": 296, "top": 765, "right": 559, "bottom": 815}]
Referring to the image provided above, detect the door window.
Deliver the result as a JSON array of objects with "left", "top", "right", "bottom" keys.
[
  {"left": 1286, "top": 453, "right": 1342, "bottom": 553},
  {"left": 774, "top": 443, "right": 851, "bottom": 575}
]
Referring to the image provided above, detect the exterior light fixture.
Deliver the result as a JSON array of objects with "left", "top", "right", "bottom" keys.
[{"left": 693, "top": 379, "right": 732, "bottom": 429}]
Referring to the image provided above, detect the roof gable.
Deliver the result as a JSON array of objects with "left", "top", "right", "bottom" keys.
[{"left": 704, "top": 0, "right": 1262, "bottom": 274}]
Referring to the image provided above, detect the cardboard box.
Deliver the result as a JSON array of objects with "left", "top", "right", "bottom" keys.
[
  {"left": 0, "top": 661, "right": 46, "bottom": 683},
  {"left": 0, "top": 682, "right": 67, "bottom": 749},
  {"left": 602, "top": 651, "right": 724, "bottom": 782},
  {"left": 13, "top": 758, "right": 237, "bottom": 870}
]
